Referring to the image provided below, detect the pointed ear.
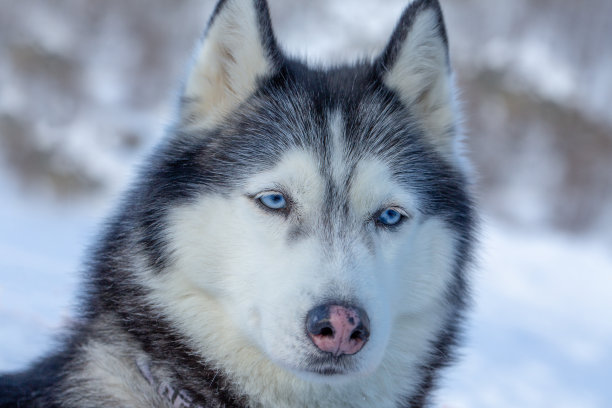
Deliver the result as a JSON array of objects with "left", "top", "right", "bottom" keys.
[
  {"left": 181, "top": 0, "right": 280, "bottom": 128},
  {"left": 380, "top": 0, "right": 460, "bottom": 161}
]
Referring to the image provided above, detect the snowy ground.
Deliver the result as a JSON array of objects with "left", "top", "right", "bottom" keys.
[
  {"left": 1, "top": 169, "right": 611, "bottom": 407},
  {"left": 439, "top": 221, "right": 612, "bottom": 408}
]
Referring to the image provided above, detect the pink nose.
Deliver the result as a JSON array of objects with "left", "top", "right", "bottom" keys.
[{"left": 306, "top": 304, "right": 370, "bottom": 356}]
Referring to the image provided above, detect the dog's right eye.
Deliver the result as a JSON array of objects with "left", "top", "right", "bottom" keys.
[{"left": 258, "top": 192, "right": 287, "bottom": 210}]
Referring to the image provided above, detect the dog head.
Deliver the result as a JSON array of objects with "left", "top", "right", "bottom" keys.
[{"left": 139, "top": 0, "right": 473, "bottom": 386}]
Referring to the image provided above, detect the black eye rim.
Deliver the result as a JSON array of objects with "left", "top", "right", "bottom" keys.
[
  {"left": 248, "top": 189, "right": 294, "bottom": 216},
  {"left": 373, "top": 206, "right": 410, "bottom": 229}
]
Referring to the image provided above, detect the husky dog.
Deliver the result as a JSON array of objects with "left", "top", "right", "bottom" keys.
[{"left": 0, "top": 0, "right": 475, "bottom": 406}]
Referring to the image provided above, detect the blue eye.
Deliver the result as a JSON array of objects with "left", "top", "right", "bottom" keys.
[
  {"left": 377, "top": 208, "right": 404, "bottom": 226},
  {"left": 259, "top": 192, "right": 287, "bottom": 210}
]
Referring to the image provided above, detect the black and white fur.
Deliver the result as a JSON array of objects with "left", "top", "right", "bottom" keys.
[{"left": 0, "top": 0, "right": 476, "bottom": 407}]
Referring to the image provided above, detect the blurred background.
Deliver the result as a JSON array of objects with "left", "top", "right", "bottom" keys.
[{"left": 0, "top": 0, "right": 610, "bottom": 406}]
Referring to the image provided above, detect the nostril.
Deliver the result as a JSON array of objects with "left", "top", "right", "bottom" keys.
[
  {"left": 350, "top": 321, "right": 370, "bottom": 342},
  {"left": 319, "top": 326, "right": 334, "bottom": 337},
  {"left": 350, "top": 329, "right": 363, "bottom": 341},
  {"left": 306, "top": 304, "right": 333, "bottom": 336}
]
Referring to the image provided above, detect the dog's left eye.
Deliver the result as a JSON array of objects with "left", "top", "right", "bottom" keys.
[
  {"left": 376, "top": 208, "right": 405, "bottom": 227},
  {"left": 258, "top": 192, "right": 287, "bottom": 210}
]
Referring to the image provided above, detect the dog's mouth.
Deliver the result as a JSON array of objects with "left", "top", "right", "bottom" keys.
[
  {"left": 300, "top": 353, "right": 358, "bottom": 377},
  {"left": 311, "top": 366, "right": 345, "bottom": 376}
]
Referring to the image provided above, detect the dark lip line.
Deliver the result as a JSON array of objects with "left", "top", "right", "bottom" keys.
[
  {"left": 308, "top": 367, "right": 346, "bottom": 376},
  {"left": 300, "top": 360, "right": 353, "bottom": 376}
]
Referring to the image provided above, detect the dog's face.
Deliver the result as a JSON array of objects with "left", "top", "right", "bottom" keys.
[
  {"left": 142, "top": 0, "right": 473, "bottom": 384},
  {"left": 168, "top": 152, "right": 463, "bottom": 380}
]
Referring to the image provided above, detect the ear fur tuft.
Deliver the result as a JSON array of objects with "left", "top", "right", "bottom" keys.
[
  {"left": 181, "top": 0, "right": 279, "bottom": 128},
  {"left": 380, "top": 0, "right": 461, "bottom": 163}
]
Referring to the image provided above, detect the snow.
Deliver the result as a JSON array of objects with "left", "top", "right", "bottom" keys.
[
  {"left": 480, "top": 38, "right": 578, "bottom": 104},
  {"left": 437, "top": 220, "right": 612, "bottom": 408}
]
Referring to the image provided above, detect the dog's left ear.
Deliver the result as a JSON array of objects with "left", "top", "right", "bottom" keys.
[
  {"left": 380, "top": 0, "right": 459, "bottom": 161},
  {"left": 181, "top": 0, "right": 280, "bottom": 128}
]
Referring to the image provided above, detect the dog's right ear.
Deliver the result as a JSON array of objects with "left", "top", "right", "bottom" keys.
[
  {"left": 379, "top": 0, "right": 460, "bottom": 162},
  {"left": 181, "top": 0, "right": 280, "bottom": 128}
]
